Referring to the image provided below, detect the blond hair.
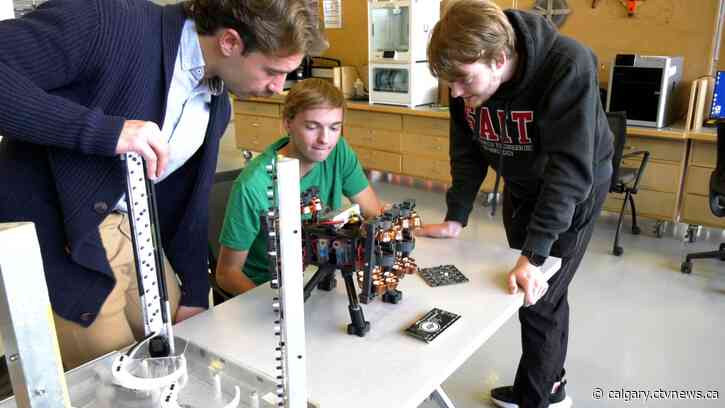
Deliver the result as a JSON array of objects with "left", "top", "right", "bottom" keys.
[
  {"left": 184, "top": 0, "right": 328, "bottom": 56},
  {"left": 282, "top": 79, "right": 346, "bottom": 121},
  {"left": 428, "top": 0, "right": 516, "bottom": 80}
]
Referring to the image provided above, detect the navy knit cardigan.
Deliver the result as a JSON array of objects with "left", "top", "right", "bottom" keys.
[{"left": 0, "top": 0, "right": 231, "bottom": 326}]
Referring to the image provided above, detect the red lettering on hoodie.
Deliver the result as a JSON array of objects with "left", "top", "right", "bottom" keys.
[
  {"left": 511, "top": 111, "right": 534, "bottom": 144},
  {"left": 465, "top": 106, "right": 476, "bottom": 131},
  {"left": 496, "top": 110, "right": 514, "bottom": 144},
  {"left": 479, "top": 108, "right": 499, "bottom": 142}
]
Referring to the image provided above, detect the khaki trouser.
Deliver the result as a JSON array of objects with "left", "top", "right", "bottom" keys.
[{"left": 53, "top": 213, "right": 181, "bottom": 369}]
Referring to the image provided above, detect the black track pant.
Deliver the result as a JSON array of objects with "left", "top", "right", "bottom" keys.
[{"left": 503, "top": 181, "right": 609, "bottom": 408}]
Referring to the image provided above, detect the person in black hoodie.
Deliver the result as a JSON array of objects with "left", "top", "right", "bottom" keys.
[{"left": 421, "top": 1, "right": 613, "bottom": 407}]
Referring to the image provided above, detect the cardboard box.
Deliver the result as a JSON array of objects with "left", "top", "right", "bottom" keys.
[
  {"left": 312, "top": 66, "right": 360, "bottom": 99},
  {"left": 687, "top": 76, "right": 715, "bottom": 130}
]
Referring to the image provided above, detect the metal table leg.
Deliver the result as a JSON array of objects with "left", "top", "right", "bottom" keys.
[{"left": 428, "top": 385, "right": 457, "bottom": 408}]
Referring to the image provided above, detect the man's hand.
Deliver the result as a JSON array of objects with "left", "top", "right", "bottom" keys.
[
  {"left": 507, "top": 255, "right": 549, "bottom": 307},
  {"left": 175, "top": 305, "right": 205, "bottom": 323},
  {"left": 115, "top": 120, "right": 168, "bottom": 179},
  {"left": 416, "top": 221, "right": 463, "bottom": 239}
]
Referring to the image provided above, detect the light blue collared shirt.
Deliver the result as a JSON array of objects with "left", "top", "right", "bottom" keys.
[
  {"left": 116, "top": 20, "right": 223, "bottom": 211},
  {"left": 157, "top": 19, "right": 223, "bottom": 183}
]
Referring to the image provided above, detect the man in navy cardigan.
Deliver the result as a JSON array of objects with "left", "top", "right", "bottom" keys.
[{"left": 0, "top": 0, "right": 326, "bottom": 368}]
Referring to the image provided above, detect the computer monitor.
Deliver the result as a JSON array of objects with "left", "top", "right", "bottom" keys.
[{"left": 708, "top": 71, "right": 725, "bottom": 121}]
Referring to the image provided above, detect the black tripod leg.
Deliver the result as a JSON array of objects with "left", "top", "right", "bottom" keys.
[
  {"left": 341, "top": 268, "right": 370, "bottom": 337},
  {"left": 303, "top": 266, "right": 334, "bottom": 302},
  {"left": 382, "top": 288, "right": 402, "bottom": 304},
  {"left": 317, "top": 270, "right": 337, "bottom": 291}
]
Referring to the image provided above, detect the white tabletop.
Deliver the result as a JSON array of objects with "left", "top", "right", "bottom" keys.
[{"left": 175, "top": 237, "right": 560, "bottom": 408}]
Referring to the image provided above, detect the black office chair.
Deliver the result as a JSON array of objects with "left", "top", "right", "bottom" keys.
[
  {"left": 681, "top": 122, "right": 725, "bottom": 274},
  {"left": 208, "top": 168, "right": 243, "bottom": 304},
  {"left": 607, "top": 111, "right": 651, "bottom": 256},
  {"left": 0, "top": 356, "right": 11, "bottom": 400}
]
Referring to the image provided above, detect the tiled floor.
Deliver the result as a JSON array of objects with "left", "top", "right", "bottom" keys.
[{"left": 218, "top": 136, "right": 725, "bottom": 408}]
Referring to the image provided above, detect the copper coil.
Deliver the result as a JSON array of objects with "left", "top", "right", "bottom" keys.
[
  {"left": 358, "top": 272, "right": 384, "bottom": 287},
  {"left": 373, "top": 279, "right": 386, "bottom": 295},
  {"left": 392, "top": 263, "right": 405, "bottom": 278},
  {"left": 356, "top": 266, "right": 387, "bottom": 287},
  {"left": 377, "top": 229, "right": 396, "bottom": 242},
  {"left": 412, "top": 214, "right": 422, "bottom": 228},
  {"left": 385, "top": 277, "right": 398, "bottom": 290},
  {"left": 390, "top": 257, "right": 409, "bottom": 275}
]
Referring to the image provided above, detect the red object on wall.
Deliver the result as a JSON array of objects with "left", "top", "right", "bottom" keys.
[{"left": 626, "top": 0, "right": 637, "bottom": 16}]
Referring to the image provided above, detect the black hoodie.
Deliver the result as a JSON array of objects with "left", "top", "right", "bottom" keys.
[{"left": 445, "top": 10, "right": 613, "bottom": 258}]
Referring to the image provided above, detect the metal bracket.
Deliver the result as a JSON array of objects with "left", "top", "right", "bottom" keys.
[
  {"left": 429, "top": 386, "right": 457, "bottom": 408},
  {"left": 265, "top": 157, "right": 308, "bottom": 408},
  {"left": 123, "top": 152, "right": 174, "bottom": 349}
]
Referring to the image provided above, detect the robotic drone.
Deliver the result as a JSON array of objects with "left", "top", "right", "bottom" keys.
[{"left": 266, "top": 187, "right": 422, "bottom": 337}]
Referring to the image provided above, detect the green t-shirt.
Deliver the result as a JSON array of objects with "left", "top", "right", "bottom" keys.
[{"left": 219, "top": 136, "right": 369, "bottom": 285}]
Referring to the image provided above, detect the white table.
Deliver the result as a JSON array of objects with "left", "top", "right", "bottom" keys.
[{"left": 176, "top": 237, "right": 560, "bottom": 408}]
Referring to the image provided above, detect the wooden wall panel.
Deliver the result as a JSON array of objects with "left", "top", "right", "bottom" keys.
[
  {"left": 320, "top": 0, "right": 515, "bottom": 67},
  {"left": 321, "top": 0, "right": 721, "bottom": 110},
  {"left": 517, "top": 1, "right": 720, "bottom": 83},
  {"left": 319, "top": 0, "right": 369, "bottom": 67},
  {"left": 539, "top": 0, "right": 720, "bottom": 116}
]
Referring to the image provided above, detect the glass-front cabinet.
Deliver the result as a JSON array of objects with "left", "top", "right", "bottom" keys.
[
  {"left": 371, "top": 5, "right": 410, "bottom": 61},
  {"left": 368, "top": 0, "right": 441, "bottom": 107},
  {"left": 372, "top": 65, "right": 410, "bottom": 94}
]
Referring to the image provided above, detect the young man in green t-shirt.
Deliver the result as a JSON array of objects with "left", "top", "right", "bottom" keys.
[{"left": 216, "top": 79, "right": 384, "bottom": 295}]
